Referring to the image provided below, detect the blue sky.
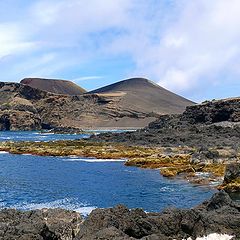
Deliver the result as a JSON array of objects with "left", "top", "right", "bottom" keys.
[{"left": 0, "top": 0, "right": 240, "bottom": 102}]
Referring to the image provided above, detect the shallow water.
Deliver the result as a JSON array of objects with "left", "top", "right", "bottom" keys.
[
  {"left": 0, "top": 131, "right": 216, "bottom": 215},
  {"left": 0, "top": 129, "right": 129, "bottom": 142}
]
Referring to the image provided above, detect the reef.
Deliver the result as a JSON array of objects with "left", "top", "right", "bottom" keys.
[{"left": 0, "top": 140, "right": 239, "bottom": 189}]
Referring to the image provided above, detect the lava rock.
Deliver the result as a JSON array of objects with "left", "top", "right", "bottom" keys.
[
  {"left": 75, "top": 191, "right": 240, "bottom": 240},
  {"left": 0, "top": 208, "right": 82, "bottom": 240},
  {"left": 0, "top": 192, "right": 239, "bottom": 240},
  {"left": 219, "top": 163, "right": 240, "bottom": 192}
]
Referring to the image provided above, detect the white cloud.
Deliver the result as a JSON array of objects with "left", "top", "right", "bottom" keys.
[
  {"left": 73, "top": 76, "right": 104, "bottom": 82},
  {"left": 123, "top": 0, "right": 240, "bottom": 97},
  {"left": 0, "top": 0, "right": 240, "bottom": 100},
  {"left": 0, "top": 23, "right": 35, "bottom": 57}
]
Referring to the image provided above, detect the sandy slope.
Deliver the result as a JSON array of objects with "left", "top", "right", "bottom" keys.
[
  {"left": 21, "top": 78, "right": 86, "bottom": 95},
  {"left": 89, "top": 77, "right": 195, "bottom": 115}
]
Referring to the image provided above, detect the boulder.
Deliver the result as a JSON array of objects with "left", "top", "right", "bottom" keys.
[
  {"left": 0, "top": 208, "right": 82, "bottom": 240},
  {"left": 75, "top": 191, "right": 240, "bottom": 240},
  {"left": 0, "top": 192, "right": 239, "bottom": 240},
  {"left": 219, "top": 163, "right": 240, "bottom": 192}
]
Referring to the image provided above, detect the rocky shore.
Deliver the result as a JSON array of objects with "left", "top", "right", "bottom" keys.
[
  {"left": 41, "top": 126, "right": 85, "bottom": 134},
  {"left": 0, "top": 97, "right": 239, "bottom": 239},
  {"left": 89, "top": 98, "right": 240, "bottom": 190},
  {"left": 91, "top": 97, "right": 240, "bottom": 148},
  {"left": 0, "top": 139, "right": 239, "bottom": 191},
  {"left": 0, "top": 139, "right": 235, "bottom": 189},
  {"left": 0, "top": 191, "right": 239, "bottom": 240}
]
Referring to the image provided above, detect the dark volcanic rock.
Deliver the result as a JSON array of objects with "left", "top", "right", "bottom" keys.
[
  {"left": 92, "top": 98, "right": 240, "bottom": 149},
  {"left": 0, "top": 82, "right": 46, "bottom": 130},
  {"left": 0, "top": 114, "right": 11, "bottom": 130},
  {"left": 219, "top": 163, "right": 240, "bottom": 192},
  {"left": 0, "top": 208, "right": 82, "bottom": 240},
  {"left": 76, "top": 205, "right": 153, "bottom": 239},
  {"left": 74, "top": 191, "right": 240, "bottom": 240},
  {"left": 224, "top": 163, "right": 240, "bottom": 184},
  {"left": 181, "top": 98, "right": 240, "bottom": 124},
  {"left": 43, "top": 126, "right": 84, "bottom": 134},
  {"left": 0, "top": 192, "right": 239, "bottom": 239}
]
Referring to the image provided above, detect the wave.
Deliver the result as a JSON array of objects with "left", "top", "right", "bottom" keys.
[
  {"left": 7, "top": 198, "right": 96, "bottom": 216},
  {"left": 74, "top": 206, "right": 97, "bottom": 216},
  {"left": 63, "top": 158, "right": 126, "bottom": 162},
  {"left": 159, "top": 186, "right": 175, "bottom": 192},
  {"left": 0, "top": 137, "right": 11, "bottom": 139},
  {"left": 185, "top": 233, "right": 234, "bottom": 240},
  {"left": 0, "top": 151, "right": 9, "bottom": 154}
]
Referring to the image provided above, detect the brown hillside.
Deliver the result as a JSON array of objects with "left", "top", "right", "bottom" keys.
[
  {"left": 0, "top": 78, "right": 195, "bottom": 130},
  {"left": 21, "top": 78, "right": 86, "bottom": 95},
  {"left": 88, "top": 78, "right": 195, "bottom": 115}
]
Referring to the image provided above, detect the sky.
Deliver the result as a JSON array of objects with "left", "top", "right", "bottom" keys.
[{"left": 0, "top": 0, "right": 240, "bottom": 102}]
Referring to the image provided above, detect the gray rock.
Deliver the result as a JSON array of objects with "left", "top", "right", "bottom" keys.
[
  {"left": 0, "top": 192, "right": 239, "bottom": 239},
  {"left": 224, "top": 163, "right": 240, "bottom": 184},
  {"left": 218, "top": 163, "right": 240, "bottom": 192},
  {"left": 74, "top": 191, "right": 240, "bottom": 240},
  {"left": 92, "top": 98, "right": 240, "bottom": 150},
  {"left": 0, "top": 208, "right": 82, "bottom": 240}
]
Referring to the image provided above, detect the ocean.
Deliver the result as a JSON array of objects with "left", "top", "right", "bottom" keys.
[{"left": 0, "top": 131, "right": 216, "bottom": 216}]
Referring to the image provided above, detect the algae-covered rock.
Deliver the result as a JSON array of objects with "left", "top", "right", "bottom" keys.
[{"left": 219, "top": 163, "right": 240, "bottom": 192}]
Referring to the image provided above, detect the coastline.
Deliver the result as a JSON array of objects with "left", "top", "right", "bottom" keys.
[
  {"left": 0, "top": 191, "right": 239, "bottom": 239},
  {"left": 0, "top": 139, "right": 237, "bottom": 191}
]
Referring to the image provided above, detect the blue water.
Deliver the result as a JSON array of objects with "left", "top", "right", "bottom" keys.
[
  {"left": 0, "top": 130, "right": 130, "bottom": 142},
  {"left": 0, "top": 131, "right": 216, "bottom": 215}
]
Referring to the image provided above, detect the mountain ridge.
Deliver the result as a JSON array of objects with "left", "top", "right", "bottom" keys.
[
  {"left": 21, "top": 78, "right": 86, "bottom": 95},
  {"left": 88, "top": 77, "right": 195, "bottom": 115},
  {"left": 0, "top": 77, "right": 195, "bottom": 130}
]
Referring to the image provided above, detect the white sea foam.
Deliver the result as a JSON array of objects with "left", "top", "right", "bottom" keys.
[
  {"left": 182, "top": 233, "right": 234, "bottom": 240},
  {"left": 159, "top": 186, "right": 174, "bottom": 192},
  {"left": 74, "top": 206, "right": 96, "bottom": 216},
  {"left": 62, "top": 158, "right": 85, "bottom": 162},
  {"left": 10, "top": 198, "right": 96, "bottom": 216},
  {"left": 63, "top": 158, "right": 125, "bottom": 162},
  {"left": 0, "top": 199, "right": 6, "bottom": 208},
  {"left": 195, "top": 172, "right": 211, "bottom": 177},
  {"left": 82, "top": 159, "right": 125, "bottom": 162},
  {"left": 0, "top": 151, "right": 9, "bottom": 154},
  {"left": 37, "top": 132, "right": 55, "bottom": 135}
]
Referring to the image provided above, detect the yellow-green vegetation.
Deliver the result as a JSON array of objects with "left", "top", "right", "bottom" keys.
[
  {"left": 218, "top": 177, "right": 240, "bottom": 192},
  {"left": 0, "top": 140, "right": 161, "bottom": 159},
  {"left": 125, "top": 153, "right": 194, "bottom": 177},
  {"left": 200, "top": 164, "right": 226, "bottom": 177},
  {"left": 0, "top": 140, "right": 238, "bottom": 188}
]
